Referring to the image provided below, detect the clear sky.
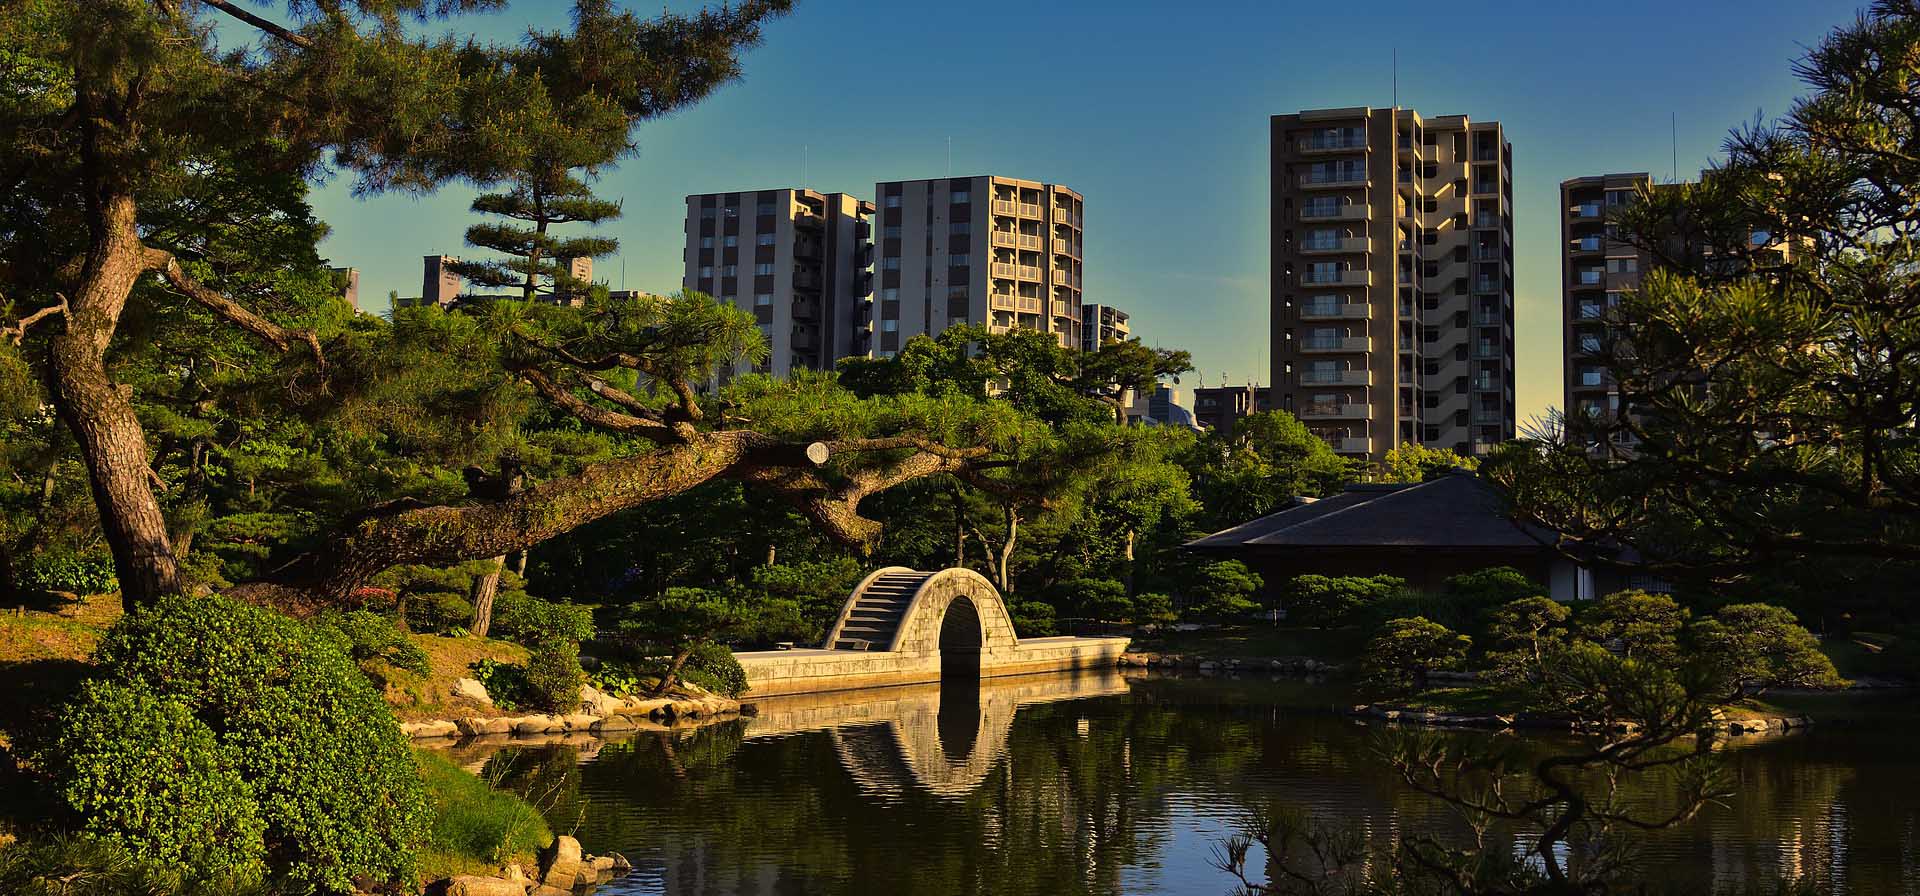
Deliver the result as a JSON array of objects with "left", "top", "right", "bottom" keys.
[{"left": 310, "top": 0, "right": 1859, "bottom": 423}]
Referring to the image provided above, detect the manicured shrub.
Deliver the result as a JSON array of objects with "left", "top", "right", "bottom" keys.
[
  {"left": 319, "top": 610, "right": 430, "bottom": 676},
  {"left": 492, "top": 592, "right": 596, "bottom": 644},
  {"left": 679, "top": 641, "right": 748, "bottom": 698},
  {"left": 17, "top": 550, "right": 118, "bottom": 595},
  {"left": 1442, "top": 566, "right": 1542, "bottom": 606},
  {"left": 1360, "top": 616, "right": 1471, "bottom": 693},
  {"left": 85, "top": 593, "right": 429, "bottom": 894},
  {"left": 1579, "top": 590, "right": 1688, "bottom": 661},
  {"left": 523, "top": 638, "right": 586, "bottom": 713},
  {"left": 1284, "top": 574, "right": 1405, "bottom": 626},
  {"left": 404, "top": 590, "right": 473, "bottom": 633},
  {"left": 1010, "top": 598, "right": 1058, "bottom": 636},
  {"left": 1130, "top": 591, "right": 1176, "bottom": 626},
  {"left": 470, "top": 658, "right": 533, "bottom": 710},
  {"left": 1053, "top": 577, "right": 1131, "bottom": 621},
  {"left": 1179, "top": 560, "right": 1264, "bottom": 621},
  {"left": 0, "top": 832, "right": 277, "bottom": 896},
  {"left": 43, "top": 681, "right": 266, "bottom": 882},
  {"left": 1689, "top": 603, "right": 1844, "bottom": 693}
]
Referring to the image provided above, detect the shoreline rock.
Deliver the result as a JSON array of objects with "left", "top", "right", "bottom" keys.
[
  {"left": 1345, "top": 703, "right": 1814, "bottom": 736},
  {"left": 1118, "top": 651, "right": 1338, "bottom": 677}
]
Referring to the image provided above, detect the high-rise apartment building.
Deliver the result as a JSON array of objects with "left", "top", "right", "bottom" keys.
[
  {"left": 873, "top": 176, "right": 1083, "bottom": 354},
  {"left": 1269, "top": 107, "right": 1517, "bottom": 464},
  {"left": 1081, "top": 303, "right": 1131, "bottom": 351},
  {"left": 683, "top": 189, "right": 876, "bottom": 378},
  {"left": 1560, "top": 173, "right": 1653, "bottom": 436}
]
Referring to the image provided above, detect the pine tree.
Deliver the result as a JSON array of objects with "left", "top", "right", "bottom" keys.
[{"left": 449, "top": 172, "right": 621, "bottom": 304}]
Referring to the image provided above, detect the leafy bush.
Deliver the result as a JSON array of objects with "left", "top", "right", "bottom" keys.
[
  {"left": 1360, "top": 616, "right": 1471, "bottom": 693},
  {"left": 1284, "top": 574, "right": 1405, "bottom": 626},
  {"left": 404, "top": 591, "right": 473, "bottom": 633},
  {"left": 1580, "top": 590, "right": 1689, "bottom": 661},
  {"left": 492, "top": 592, "right": 596, "bottom": 645},
  {"left": 81, "top": 593, "right": 429, "bottom": 893},
  {"left": 319, "top": 610, "right": 430, "bottom": 677},
  {"left": 1689, "top": 603, "right": 1844, "bottom": 693},
  {"left": 1010, "top": 598, "right": 1058, "bottom": 636},
  {"left": 0, "top": 833, "right": 278, "bottom": 896},
  {"left": 1053, "top": 577, "right": 1132, "bottom": 621},
  {"left": 470, "top": 658, "right": 532, "bottom": 711},
  {"left": 416, "top": 750, "right": 551, "bottom": 869},
  {"left": 17, "top": 551, "right": 118, "bottom": 595},
  {"left": 587, "top": 661, "right": 648, "bottom": 699},
  {"left": 1131, "top": 591, "right": 1176, "bottom": 626},
  {"left": 1442, "top": 566, "right": 1543, "bottom": 606},
  {"left": 1179, "top": 560, "right": 1265, "bottom": 621},
  {"left": 739, "top": 558, "right": 865, "bottom": 643},
  {"left": 523, "top": 638, "right": 586, "bottom": 713},
  {"left": 43, "top": 682, "right": 266, "bottom": 882},
  {"left": 679, "top": 641, "right": 747, "bottom": 698}
]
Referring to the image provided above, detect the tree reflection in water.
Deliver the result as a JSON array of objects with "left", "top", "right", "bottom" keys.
[{"left": 444, "top": 676, "right": 1920, "bottom": 896}]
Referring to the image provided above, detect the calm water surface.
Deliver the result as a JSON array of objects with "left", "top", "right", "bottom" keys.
[{"left": 455, "top": 671, "right": 1920, "bottom": 895}]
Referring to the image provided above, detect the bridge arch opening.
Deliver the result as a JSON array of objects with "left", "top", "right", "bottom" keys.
[{"left": 938, "top": 595, "right": 982, "bottom": 680}]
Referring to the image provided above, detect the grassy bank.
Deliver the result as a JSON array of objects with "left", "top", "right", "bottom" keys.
[{"left": 416, "top": 749, "right": 552, "bottom": 880}]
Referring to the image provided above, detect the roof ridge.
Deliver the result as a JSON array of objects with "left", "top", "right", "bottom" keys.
[{"left": 1250, "top": 476, "right": 1453, "bottom": 542}]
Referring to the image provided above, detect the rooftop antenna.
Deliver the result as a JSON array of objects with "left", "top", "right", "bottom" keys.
[{"left": 946, "top": 136, "right": 952, "bottom": 177}]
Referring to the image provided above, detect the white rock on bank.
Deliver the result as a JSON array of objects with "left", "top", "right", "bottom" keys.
[{"left": 450, "top": 677, "right": 493, "bottom": 705}]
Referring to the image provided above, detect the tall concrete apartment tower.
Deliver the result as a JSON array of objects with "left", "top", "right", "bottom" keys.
[
  {"left": 1269, "top": 107, "right": 1517, "bottom": 464},
  {"left": 873, "top": 176, "right": 1083, "bottom": 355},
  {"left": 1559, "top": 173, "right": 1653, "bottom": 436},
  {"left": 683, "top": 189, "right": 876, "bottom": 378}
]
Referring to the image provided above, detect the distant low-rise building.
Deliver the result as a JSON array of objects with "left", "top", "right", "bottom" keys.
[
  {"left": 1081, "top": 303, "right": 1130, "bottom": 352},
  {"left": 329, "top": 266, "right": 359, "bottom": 310},
  {"left": 1127, "top": 384, "right": 1199, "bottom": 430},
  {"left": 1192, "top": 384, "right": 1265, "bottom": 436}
]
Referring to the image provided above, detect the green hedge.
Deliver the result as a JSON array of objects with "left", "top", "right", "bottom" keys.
[
  {"left": 64, "top": 593, "right": 430, "bottom": 894},
  {"left": 17, "top": 551, "right": 118, "bottom": 595}
]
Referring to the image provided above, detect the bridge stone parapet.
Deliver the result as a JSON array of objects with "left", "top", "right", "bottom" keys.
[{"left": 736, "top": 566, "right": 1129, "bottom": 698}]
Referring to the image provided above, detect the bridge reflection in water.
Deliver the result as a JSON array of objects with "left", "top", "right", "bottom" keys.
[{"left": 741, "top": 669, "right": 1129, "bottom": 801}]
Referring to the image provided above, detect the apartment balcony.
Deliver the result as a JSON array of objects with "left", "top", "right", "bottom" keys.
[
  {"left": 1301, "top": 369, "right": 1370, "bottom": 386},
  {"left": 1472, "top": 408, "right": 1505, "bottom": 425},
  {"left": 991, "top": 230, "right": 1043, "bottom": 250},
  {"left": 1473, "top": 147, "right": 1500, "bottom": 162},
  {"left": 992, "top": 200, "right": 1044, "bottom": 219},
  {"left": 1299, "top": 236, "right": 1369, "bottom": 255},
  {"left": 1471, "top": 373, "right": 1500, "bottom": 391},
  {"left": 1472, "top": 214, "right": 1503, "bottom": 229},
  {"left": 1299, "top": 402, "right": 1371, "bottom": 420},
  {"left": 1298, "top": 171, "right": 1368, "bottom": 190},
  {"left": 1473, "top": 311, "right": 1503, "bottom": 326},
  {"left": 1473, "top": 247, "right": 1503, "bottom": 262},
  {"left": 1300, "top": 270, "right": 1372, "bottom": 288},
  {"left": 1299, "top": 300, "right": 1371, "bottom": 320},
  {"left": 1052, "top": 301, "right": 1073, "bottom": 317},
  {"left": 1016, "top": 296, "right": 1043, "bottom": 313},
  {"left": 992, "top": 262, "right": 1042, "bottom": 281},
  {"left": 1472, "top": 181, "right": 1499, "bottom": 195},
  {"left": 1470, "top": 440, "right": 1500, "bottom": 457},
  {"left": 1474, "top": 278, "right": 1501, "bottom": 294},
  {"left": 1055, "top": 270, "right": 1082, "bottom": 289},
  {"left": 1569, "top": 202, "right": 1603, "bottom": 219},
  {"left": 790, "top": 328, "right": 818, "bottom": 351},
  {"left": 792, "top": 270, "right": 822, "bottom": 289},
  {"left": 1575, "top": 269, "right": 1604, "bottom": 286},
  {"left": 1570, "top": 235, "right": 1605, "bottom": 254},
  {"left": 1052, "top": 207, "right": 1082, "bottom": 228},
  {"left": 1471, "top": 343, "right": 1503, "bottom": 359},
  {"left": 1300, "top": 203, "right": 1371, "bottom": 222},
  {"left": 1052, "top": 237, "right": 1079, "bottom": 257},
  {"left": 790, "top": 301, "right": 818, "bottom": 322},
  {"left": 1299, "top": 335, "right": 1371, "bottom": 354},
  {"left": 1297, "top": 135, "right": 1367, "bottom": 153},
  {"left": 1333, "top": 436, "right": 1373, "bottom": 454}
]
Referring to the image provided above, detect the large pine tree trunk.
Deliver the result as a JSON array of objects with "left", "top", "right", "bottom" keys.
[
  {"left": 468, "top": 555, "right": 505, "bottom": 637},
  {"left": 48, "top": 192, "right": 181, "bottom": 607}
]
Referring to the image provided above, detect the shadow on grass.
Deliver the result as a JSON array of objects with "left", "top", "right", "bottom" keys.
[{"left": 0, "top": 658, "right": 91, "bottom": 832}]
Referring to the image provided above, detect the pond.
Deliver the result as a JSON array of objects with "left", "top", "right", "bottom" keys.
[{"left": 445, "top": 671, "right": 1920, "bottom": 895}]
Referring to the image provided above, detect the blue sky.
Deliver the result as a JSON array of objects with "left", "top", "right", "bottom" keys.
[{"left": 310, "top": 0, "right": 1859, "bottom": 422}]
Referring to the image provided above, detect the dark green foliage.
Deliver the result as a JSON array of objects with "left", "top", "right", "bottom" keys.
[
  {"left": 83, "top": 594, "right": 428, "bottom": 893},
  {"left": 1375, "top": 443, "right": 1479, "bottom": 483},
  {"left": 318, "top": 610, "right": 430, "bottom": 677},
  {"left": 1361, "top": 617, "right": 1471, "bottom": 693},
  {"left": 1482, "top": 596, "right": 1573, "bottom": 686},
  {"left": 43, "top": 682, "right": 266, "bottom": 882},
  {"left": 679, "top": 641, "right": 748, "bottom": 698},
  {"left": 1179, "top": 560, "right": 1265, "bottom": 621},
  {"left": 523, "top": 638, "right": 586, "bottom": 713},
  {"left": 492, "top": 592, "right": 596, "bottom": 645},
  {"left": 1284, "top": 574, "right": 1405, "bottom": 626},
  {"left": 468, "top": 658, "right": 532, "bottom": 711},
  {"left": 1130, "top": 591, "right": 1176, "bottom": 626},
  {"left": 0, "top": 833, "right": 278, "bottom": 896},
  {"left": 1689, "top": 603, "right": 1844, "bottom": 693},
  {"left": 16, "top": 551, "right": 118, "bottom": 595},
  {"left": 1009, "top": 598, "right": 1059, "bottom": 636},
  {"left": 1580, "top": 590, "right": 1689, "bottom": 661},
  {"left": 736, "top": 558, "right": 864, "bottom": 644},
  {"left": 1052, "top": 577, "right": 1131, "bottom": 621},
  {"left": 1182, "top": 412, "right": 1356, "bottom": 531},
  {"left": 417, "top": 750, "right": 552, "bottom": 868},
  {"left": 1442, "top": 566, "right": 1542, "bottom": 606}
]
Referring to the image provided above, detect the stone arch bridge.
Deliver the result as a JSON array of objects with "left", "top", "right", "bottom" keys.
[{"left": 734, "top": 567, "right": 1130, "bottom": 698}]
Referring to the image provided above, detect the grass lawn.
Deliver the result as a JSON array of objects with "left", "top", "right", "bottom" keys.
[
  {"left": 385, "top": 634, "right": 531, "bottom": 721},
  {"left": 1130, "top": 623, "right": 1368, "bottom": 663},
  {"left": 416, "top": 749, "right": 553, "bottom": 880}
]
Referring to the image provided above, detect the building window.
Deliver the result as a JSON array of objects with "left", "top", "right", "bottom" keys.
[
  {"left": 951, "top": 221, "right": 970, "bottom": 235},
  {"left": 722, "top": 264, "right": 737, "bottom": 277},
  {"left": 754, "top": 263, "right": 775, "bottom": 275},
  {"left": 1606, "top": 257, "right": 1638, "bottom": 274},
  {"left": 881, "top": 287, "right": 899, "bottom": 301},
  {"left": 881, "top": 257, "right": 900, "bottom": 270},
  {"left": 757, "top": 233, "right": 775, "bottom": 246},
  {"left": 951, "top": 190, "right": 970, "bottom": 203},
  {"left": 698, "top": 265, "right": 713, "bottom": 278},
  {"left": 883, "top": 225, "right": 902, "bottom": 239},
  {"left": 700, "top": 208, "right": 717, "bottom": 219},
  {"left": 700, "top": 236, "right": 714, "bottom": 249},
  {"left": 885, "top": 195, "right": 901, "bottom": 208},
  {"left": 950, "top": 254, "right": 969, "bottom": 267},
  {"left": 724, "top": 235, "right": 738, "bottom": 247},
  {"left": 947, "top": 285, "right": 968, "bottom": 300},
  {"left": 755, "top": 293, "right": 772, "bottom": 306},
  {"left": 756, "top": 201, "right": 775, "bottom": 215},
  {"left": 881, "top": 320, "right": 899, "bottom": 332}
]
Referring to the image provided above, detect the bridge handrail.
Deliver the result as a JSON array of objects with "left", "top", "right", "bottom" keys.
[{"left": 821, "top": 565, "right": 918, "bottom": 649}]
